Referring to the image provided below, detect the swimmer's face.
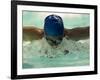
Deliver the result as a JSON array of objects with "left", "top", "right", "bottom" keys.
[{"left": 45, "top": 35, "right": 63, "bottom": 47}]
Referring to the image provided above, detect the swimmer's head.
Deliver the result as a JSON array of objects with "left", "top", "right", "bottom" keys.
[{"left": 44, "top": 14, "right": 64, "bottom": 47}]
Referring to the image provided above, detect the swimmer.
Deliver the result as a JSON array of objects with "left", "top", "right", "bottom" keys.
[
  {"left": 23, "top": 15, "right": 89, "bottom": 43},
  {"left": 23, "top": 14, "right": 89, "bottom": 57}
]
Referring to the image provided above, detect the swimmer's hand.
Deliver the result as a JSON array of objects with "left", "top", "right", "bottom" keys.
[{"left": 23, "top": 26, "right": 89, "bottom": 41}]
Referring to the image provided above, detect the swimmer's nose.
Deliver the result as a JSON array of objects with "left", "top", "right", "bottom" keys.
[
  {"left": 52, "top": 40, "right": 60, "bottom": 46},
  {"left": 53, "top": 40, "right": 56, "bottom": 44}
]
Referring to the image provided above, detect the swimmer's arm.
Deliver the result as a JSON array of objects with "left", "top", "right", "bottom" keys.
[
  {"left": 64, "top": 26, "right": 89, "bottom": 41},
  {"left": 23, "top": 26, "right": 44, "bottom": 41},
  {"left": 23, "top": 26, "right": 89, "bottom": 41}
]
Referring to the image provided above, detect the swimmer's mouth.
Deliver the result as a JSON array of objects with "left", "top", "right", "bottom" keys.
[
  {"left": 52, "top": 45, "right": 58, "bottom": 48},
  {"left": 48, "top": 41, "right": 60, "bottom": 47},
  {"left": 45, "top": 36, "right": 63, "bottom": 47}
]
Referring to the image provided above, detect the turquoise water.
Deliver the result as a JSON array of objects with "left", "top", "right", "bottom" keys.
[
  {"left": 22, "top": 39, "right": 90, "bottom": 69},
  {"left": 23, "top": 11, "right": 90, "bottom": 29},
  {"left": 23, "top": 52, "right": 89, "bottom": 68}
]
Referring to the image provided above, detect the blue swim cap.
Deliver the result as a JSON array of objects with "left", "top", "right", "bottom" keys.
[{"left": 44, "top": 14, "right": 64, "bottom": 36}]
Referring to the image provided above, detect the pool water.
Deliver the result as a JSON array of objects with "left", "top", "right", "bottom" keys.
[{"left": 22, "top": 38, "right": 90, "bottom": 69}]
